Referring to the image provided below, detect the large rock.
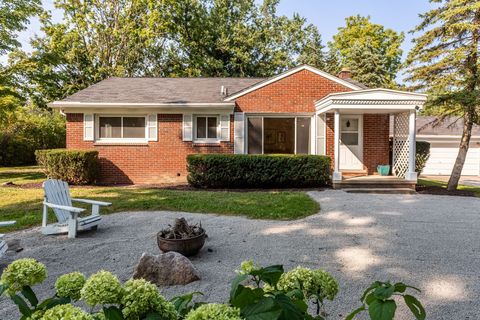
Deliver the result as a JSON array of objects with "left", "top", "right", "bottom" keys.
[{"left": 133, "top": 252, "right": 200, "bottom": 286}]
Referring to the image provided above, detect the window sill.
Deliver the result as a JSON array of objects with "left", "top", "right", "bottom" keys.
[
  {"left": 192, "top": 142, "right": 222, "bottom": 147},
  {"left": 93, "top": 142, "right": 149, "bottom": 146}
]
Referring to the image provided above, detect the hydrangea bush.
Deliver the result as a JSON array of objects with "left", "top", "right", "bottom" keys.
[
  {"left": 55, "top": 272, "right": 86, "bottom": 301},
  {"left": 0, "top": 258, "right": 47, "bottom": 294},
  {"left": 185, "top": 303, "right": 241, "bottom": 320},
  {"left": 0, "top": 258, "right": 425, "bottom": 320},
  {"left": 80, "top": 270, "right": 124, "bottom": 307},
  {"left": 121, "top": 279, "right": 177, "bottom": 320},
  {"left": 42, "top": 304, "right": 93, "bottom": 320}
]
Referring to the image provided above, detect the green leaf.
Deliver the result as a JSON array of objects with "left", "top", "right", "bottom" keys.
[
  {"left": 230, "top": 285, "right": 265, "bottom": 308},
  {"left": 373, "top": 283, "right": 395, "bottom": 300},
  {"left": 242, "top": 297, "right": 282, "bottom": 320},
  {"left": 12, "top": 294, "right": 32, "bottom": 316},
  {"left": 103, "top": 306, "right": 124, "bottom": 320},
  {"left": 145, "top": 313, "right": 162, "bottom": 320},
  {"left": 21, "top": 286, "right": 38, "bottom": 307},
  {"left": 368, "top": 299, "right": 396, "bottom": 320},
  {"left": 274, "top": 293, "right": 305, "bottom": 320},
  {"left": 345, "top": 306, "right": 366, "bottom": 320},
  {"left": 250, "top": 265, "right": 284, "bottom": 286},
  {"left": 404, "top": 295, "right": 426, "bottom": 320},
  {"left": 0, "top": 283, "right": 8, "bottom": 296},
  {"left": 393, "top": 283, "right": 407, "bottom": 293},
  {"left": 361, "top": 281, "right": 382, "bottom": 302},
  {"left": 170, "top": 291, "right": 203, "bottom": 316},
  {"left": 230, "top": 273, "right": 248, "bottom": 301},
  {"left": 37, "top": 296, "right": 70, "bottom": 310}
]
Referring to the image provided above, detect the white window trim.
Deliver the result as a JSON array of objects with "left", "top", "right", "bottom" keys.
[
  {"left": 193, "top": 115, "right": 221, "bottom": 143},
  {"left": 95, "top": 114, "right": 148, "bottom": 143},
  {"left": 245, "top": 115, "right": 313, "bottom": 155}
]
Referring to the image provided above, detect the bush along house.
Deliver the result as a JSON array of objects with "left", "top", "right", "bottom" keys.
[{"left": 50, "top": 65, "right": 427, "bottom": 189}]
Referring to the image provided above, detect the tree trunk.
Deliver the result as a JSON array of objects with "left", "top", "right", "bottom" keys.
[{"left": 447, "top": 112, "right": 474, "bottom": 190}]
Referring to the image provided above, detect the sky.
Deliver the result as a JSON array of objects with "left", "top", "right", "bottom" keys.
[{"left": 14, "top": 0, "right": 434, "bottom": 65}]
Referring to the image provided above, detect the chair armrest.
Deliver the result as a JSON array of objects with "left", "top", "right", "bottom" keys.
[
  {"left": 0, "top": 221, "right": 16, "bottom": 227},
  {"left": 43, "top": 202, "right": 86, "bottom": 213},
  {"left": 71, "top": 198, "right": 112, "bottom": 206}
]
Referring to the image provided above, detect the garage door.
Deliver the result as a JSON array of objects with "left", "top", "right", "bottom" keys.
[{"left": 422, "top": 142, "right": 480, "bottom": 176}]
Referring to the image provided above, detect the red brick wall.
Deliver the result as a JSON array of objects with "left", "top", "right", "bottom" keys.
[
  {"left": 363, "top": 114, "right": 390, "bottom": 174},
  {"left": 235, "top": 69, "right": 352, "bottom": 113},
  {"left": 66, "top": 113, "right": 233, "bottom": 184},
  {"left": 325, "top": 113, "right": 390, "bottom": 174}
]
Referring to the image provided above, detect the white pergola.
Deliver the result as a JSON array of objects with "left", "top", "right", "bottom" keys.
[{"left": 314, "top": 89, "right": 427, "bottom": 182}]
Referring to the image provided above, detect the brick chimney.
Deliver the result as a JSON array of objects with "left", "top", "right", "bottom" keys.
[{"left": 338, "top": 68, "right": 352, "bottom": 79}]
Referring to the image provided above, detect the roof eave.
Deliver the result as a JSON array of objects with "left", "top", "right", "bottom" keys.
[{"left": 49, "top": 101, "right": 235, "bottom": 109}]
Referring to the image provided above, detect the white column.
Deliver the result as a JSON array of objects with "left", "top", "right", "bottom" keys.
[
  {"left": 333, "top": 110, "right": 342, "bottom": 181},
  {"left": 405, "top": 109, "right": 417, "bottom": 181}
]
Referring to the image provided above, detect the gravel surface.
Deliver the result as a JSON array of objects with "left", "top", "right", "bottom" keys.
[{"left": 1, "top": 190, "right": 479, "bottom": 319}]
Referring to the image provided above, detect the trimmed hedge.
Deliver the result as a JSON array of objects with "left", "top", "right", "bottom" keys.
[
  {"left": 187, "top": 154, "right": 331, "bottom": 188},
  {"left": 35, "top": 149, "right": 99, "bottom": 185},
  {"left": 416, "top": 141, "right": 431, "bottom": 174}
]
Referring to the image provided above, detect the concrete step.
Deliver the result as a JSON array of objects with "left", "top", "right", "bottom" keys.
[
  {"left": 335, "top": 183, "right": 416, "bottom": 189},
  {"left": 343, "top": 188, "right": 417, "bottom": 195}
]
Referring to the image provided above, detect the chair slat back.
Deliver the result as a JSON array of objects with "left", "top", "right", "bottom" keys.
[{"left": 43, "top": 179, "right": 73, "bottom": 223}]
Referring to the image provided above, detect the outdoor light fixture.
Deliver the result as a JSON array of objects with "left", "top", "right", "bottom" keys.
[{"left": 346, "top": 120, "right": 351, "bottom": 128}]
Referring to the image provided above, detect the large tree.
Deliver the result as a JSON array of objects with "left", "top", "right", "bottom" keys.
[
  {"left": 329, "top": 15, "right": 404, "bottom": 87},
  {"left": 406, "top": 0, "right": 480, "bottom": 190}
]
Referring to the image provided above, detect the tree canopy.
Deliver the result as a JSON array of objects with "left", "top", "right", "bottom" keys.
[
  {"left": 406, "top": 0, "right": 480, "bottom": 190},
  {"left": 329, "top": 15, "right": 404, "bottom": 87}
]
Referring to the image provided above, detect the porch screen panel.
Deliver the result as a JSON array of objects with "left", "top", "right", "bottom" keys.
[
  {"left": 247, "top": 117, "right": 262, "bottom": 154},
  {"left": 296, "top": 117, "right": 311, "bottom": 154},
  {"left": 264, "top": 118, "right": 295, "bottom": 154},
  {"left": 316, "top": 115, "right": 326, "bottom": 155}
]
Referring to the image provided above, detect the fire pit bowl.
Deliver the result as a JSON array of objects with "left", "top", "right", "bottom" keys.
[{"left": 156, "top": 229, "right": 206, "bottom": 257}]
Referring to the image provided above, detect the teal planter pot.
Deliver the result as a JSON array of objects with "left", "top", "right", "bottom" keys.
[{"left": 377, "top": 165, "right": 390, "bottom": 176}]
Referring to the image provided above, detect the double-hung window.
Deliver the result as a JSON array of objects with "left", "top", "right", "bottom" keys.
[
  {"left": 97, "top": 116, "right": 147, "bottom": 141},
  {"left": 195, "top": 116, "right": 219, "bottom": 142}
]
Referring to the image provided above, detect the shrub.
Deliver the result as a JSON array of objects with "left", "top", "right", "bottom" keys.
[
  {"left": 121, "top": 279, "right": 177, "bottom": 320},
  {"left": 55, "top": 272, "right": 86, "bottom": 301},
  {"left": 0, "top": 258, "right": 47, "bottom": 295},
  {"left": 187, "top": 154, "right": 331, "bottom": 188},
  {"left": 0, "top": 106, "right": 65, "bottom": 166},
  {"left": 416, "top": 141, "right": 431, "bottom": 174},
  {"left": 35, "top": 149, "right": 99, "bottom": 185},
  {"left": 42, "top": 304, "right": 93, "bottom": 320},
  {"left": 185, "top": 304, "right": 242, "bottom": 320},
  {"left": 80, "top": 270, "right": 123, "bottom": 307}
]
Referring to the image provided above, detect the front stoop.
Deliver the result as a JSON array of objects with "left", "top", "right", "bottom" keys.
[{"left": 333, "top": 175, "right": 416, "bottom": 194}]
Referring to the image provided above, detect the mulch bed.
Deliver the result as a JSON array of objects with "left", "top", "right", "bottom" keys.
[{"left": 416, "top": 185, "right": 476, "bottom": 197}]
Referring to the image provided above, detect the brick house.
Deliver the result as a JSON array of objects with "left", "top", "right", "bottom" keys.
[{"left": 50, "top": 65, "right": 427, "bottom": 187}]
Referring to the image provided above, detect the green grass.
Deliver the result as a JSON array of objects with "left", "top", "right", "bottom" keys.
[
  {"left": 0, "top": 167, "right": 320, "bottom": 231},
  {"left": 418, "top": 178, "right": 480, "bottom": 196}
]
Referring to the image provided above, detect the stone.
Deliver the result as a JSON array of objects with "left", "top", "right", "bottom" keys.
[{"left": 132, "top": 252, "right": 200, "bottom": 286}]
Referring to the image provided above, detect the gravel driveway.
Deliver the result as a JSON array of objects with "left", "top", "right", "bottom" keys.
[{"left": 1, "top": 190, "right": 479, "bottom": 319}]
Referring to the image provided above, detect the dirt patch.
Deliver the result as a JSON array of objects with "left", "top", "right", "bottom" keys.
[{"left": 416, "top": 185, "right": 477, "bottom": 197}]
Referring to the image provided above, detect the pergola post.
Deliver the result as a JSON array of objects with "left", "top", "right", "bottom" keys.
[
  {"left": 333, "top": 110, "right": 342, "bottom": 181},
  {"left": 405, "top": 109, "right": 418, "bottom": 181}
]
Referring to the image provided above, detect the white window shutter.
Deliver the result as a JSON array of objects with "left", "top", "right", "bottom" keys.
[
  {"left": 220, "top": 114, "right": 230, "bottom": 141},
  {"left": 147, "top": 114, "right": 158, "bottom": 141},
  {"left": 234, "top": 112, "right": 245, "bottom": 154},
  {"left": 183, "top": 114, "right": 193, "bottom": 141},
  {"left": 84, "top": 114, "right": 94, "bottom": 141}
]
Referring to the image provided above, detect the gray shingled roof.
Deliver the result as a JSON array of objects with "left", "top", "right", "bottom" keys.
[
  {"left": 61, "top": 77, "right": 265, "bottom": 104},
  {"left": 417, "top": 116, "right": 480, "bottom": 136}
]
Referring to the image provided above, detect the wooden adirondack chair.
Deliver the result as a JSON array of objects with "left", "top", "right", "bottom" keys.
[
  {"left": 42, "top": 179, "right": 111, "bottom": 239},
  {"left": 0, "top": 220, "right": 16, "bottom": 258}
]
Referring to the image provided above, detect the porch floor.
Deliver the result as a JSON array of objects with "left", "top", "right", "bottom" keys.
[{"left": 333, "top": 175, "right": 417, "bottom": 193}]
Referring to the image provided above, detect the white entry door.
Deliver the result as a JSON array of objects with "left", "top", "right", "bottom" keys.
[{"left": 339, "top": 115, "right": 363, "bottom": 170}]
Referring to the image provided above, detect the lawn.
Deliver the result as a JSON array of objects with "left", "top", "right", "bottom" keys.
[
  {"left": 0, "top": 167, "right": 320, "bottom": 232},
  {"left": 417, "top": 178, "right": 480, "bottom": 197}
]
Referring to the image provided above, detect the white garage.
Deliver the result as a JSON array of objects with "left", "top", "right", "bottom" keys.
[{"left": 417, "top": 116, "right": 480, "bottom": 176}]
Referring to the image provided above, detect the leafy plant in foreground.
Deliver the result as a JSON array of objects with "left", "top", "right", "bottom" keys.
[{"left": 346, "top": 281, "right": 426, "bottom": 320}]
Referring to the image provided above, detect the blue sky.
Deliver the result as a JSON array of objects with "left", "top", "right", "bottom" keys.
[{"left": 15, "top": 0, "right": 434, "bottom": 63}]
